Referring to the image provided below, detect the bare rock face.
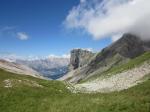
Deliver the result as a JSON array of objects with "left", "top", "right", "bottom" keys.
[
  {"left": 102, "top": 33, "right": 149, "bottom": 58},
  {"left": 69, "top": 49, "right": 94, "bottom": 70}
]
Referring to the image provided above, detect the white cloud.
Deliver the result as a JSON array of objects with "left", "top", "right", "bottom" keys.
[
  {"left": 0, "top": 26, "right": 16, "bottom": 36},
  {"left": 74, "top": 48, "right": 93, "bottom": 52},
  {"left": 62, "top": 54, "right": 70, "bottom": 58},
  {"left": 65, "top": 0, "right": 150, "bottom": 41},
  {"left": 129, "top": 14, "right": 150, "bottom": 41},
  {"left": 17, "top": 32, "right": 29, "bottom": 40},
  {"left": 0, "top": 26, "right": 16, "bottom": 32},
  {"left": 83, "top": 48, "right": 93, "bottom": 52},
  {"left": 0, "top": 26, "right": 30, "bottom": 41},
  {"left": 48, "top": 54, "right": 70, "bottom": 59},
  {"left": 111, "top": 34, "right": 122, "bottom": 42}
]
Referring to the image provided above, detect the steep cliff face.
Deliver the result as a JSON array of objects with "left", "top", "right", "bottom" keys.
[{"left": 69, "top": 49, "right": 94, "bottom": 70}]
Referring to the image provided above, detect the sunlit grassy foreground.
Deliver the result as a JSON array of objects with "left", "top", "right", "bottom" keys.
[{"left": 0, "top": 68, "right": 150, "bottom": 112}]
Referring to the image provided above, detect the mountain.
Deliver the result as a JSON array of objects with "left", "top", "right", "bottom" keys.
[
  {"left": 60, "top": 33, "right": 150, "bottom": 84},
  {"left": 16, "top": 57, "right": 69, "bottom": 79},
  {"left": 0, "top": 59, "right": 43, "bottom": 79}
]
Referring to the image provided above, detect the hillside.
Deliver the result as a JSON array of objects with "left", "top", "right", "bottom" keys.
[
  {"left": 74, "top": 52, "right": 150, "bottom": 93},
  {"left": 0, "top": 60, "right": 43, "bottom": 79},
  {"left": 0, "top": 68, "right": 150, "bottom": 112},
  {"left": 61, "top": 34, "right": 150, "bottom": 83}
]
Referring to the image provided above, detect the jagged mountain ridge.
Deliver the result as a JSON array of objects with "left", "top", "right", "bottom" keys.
[{"left": 61, "top": 33, "right": 150, "bottom": 83}]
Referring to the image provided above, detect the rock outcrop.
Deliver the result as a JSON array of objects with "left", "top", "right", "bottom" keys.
[{"left": 69, "top": 49, "right": 94, "bottom": 70}]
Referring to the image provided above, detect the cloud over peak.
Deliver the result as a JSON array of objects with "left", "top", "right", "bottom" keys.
[{"left": 65, "top": 0, "right": 150, "bottom": 40}]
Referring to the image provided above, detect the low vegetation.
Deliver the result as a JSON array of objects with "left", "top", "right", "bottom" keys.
[
  {"left": 106, "top": 52, "right": 150, "bottom": 75},
  {"left": 0, "top": 68, "right": 150, "bottom": 112},
  {"left": 84, "top": 52, "right": 150, "bottom": 82}
]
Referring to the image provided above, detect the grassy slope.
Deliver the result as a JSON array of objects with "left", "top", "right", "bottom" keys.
[
  {"left": 84, "top": 52, "right": 150, "bottom": 82},
  {"left": 106, "top": 52, "right": 150, "bottom": 75},
  {"left": 0, "top": 69, "right": 150, "bottom": 112}
]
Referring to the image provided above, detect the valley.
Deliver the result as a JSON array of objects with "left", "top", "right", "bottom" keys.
[
  {"left": 0, "top": 0, "right": 150, "bottom": 111},
  {"left": 0, "top": 68, "right": 150, "bottom": 112},
  {"left": 0, "top": 33, "right": 150, "bottom": 112}
]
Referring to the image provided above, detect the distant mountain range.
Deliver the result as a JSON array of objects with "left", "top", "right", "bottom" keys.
[
  {"left": 0, "top": 59, "right": 43, "bottom": 79},
  {"left": 16, "top": 57, "right": 69, "bottom": 79}
]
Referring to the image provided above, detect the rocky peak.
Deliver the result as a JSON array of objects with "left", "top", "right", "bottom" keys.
[
  {"left": 107, "top": 33, "right": 146, "bottom": 58},
  {"left": 69, "top": 49, "right": 94, "bottom": 70},
  {"left": 101, "top": 33, "right": 150, "bottom": 59},
  {"left": 89, "top": 33, "right": 150, "bottom": 70}
]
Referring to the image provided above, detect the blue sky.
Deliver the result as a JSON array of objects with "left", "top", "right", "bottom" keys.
[{"left": 0, "top": 0, "right": 118, "bottom": 58}]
